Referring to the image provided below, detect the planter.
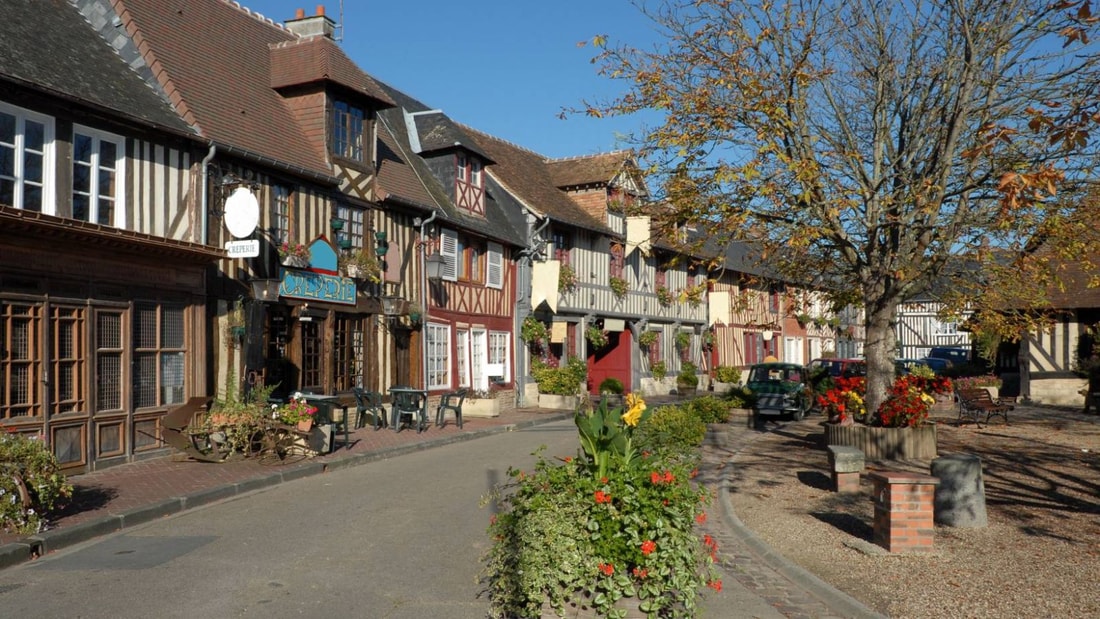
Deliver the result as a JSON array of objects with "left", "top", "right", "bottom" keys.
[
  {"left": 676, "top": 383, "right": 697, "bottom": 397},
  {"left": 464, "top": 398, "right": 501, "bottom": 418},
  {"left": 281, "top": 254, "right": 309, "bottom": 269},
  {"left": 296, "top": 419, "right": 313, "bottom": 433},
  {"left": 600, "top": 393, "right": 624, "bottom": 408},
  {"left": 538, "top": 393, "right": 580, "bottom": 411},
  {"left": 825, "top": 422, "right": 938, "bottom": 460},
  {"left": 712, "top": 380, "right": 735, "bottom": 394},
  {"left": 345, "top": 264, "right": 363, "bottom": 279},
  {"left": 541, "top": 590, "right": 644, "bottom": 619}
]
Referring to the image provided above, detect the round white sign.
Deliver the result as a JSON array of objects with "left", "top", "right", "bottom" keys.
[{"left": 223, "top": 187, "right": 260, "bottom": 238}]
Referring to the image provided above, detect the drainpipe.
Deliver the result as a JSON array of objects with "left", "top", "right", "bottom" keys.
[
  {"left": 417, "top": 211, "right": 439, "bottom": 394},
  {"left": 200, "top": 144, "right": 216, "bottom": 245}
]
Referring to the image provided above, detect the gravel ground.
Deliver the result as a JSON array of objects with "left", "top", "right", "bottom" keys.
[{"left": 726, "top": 404, "right": 1100, "bottom": 618}]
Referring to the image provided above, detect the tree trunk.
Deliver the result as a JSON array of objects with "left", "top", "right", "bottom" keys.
[{"left": 863, "top": 302, "right": 900, "bottom": 417}]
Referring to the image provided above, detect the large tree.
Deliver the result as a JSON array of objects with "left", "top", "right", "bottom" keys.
[{"left": 580, "top": 0, "right": 1100, "bottom": 412}]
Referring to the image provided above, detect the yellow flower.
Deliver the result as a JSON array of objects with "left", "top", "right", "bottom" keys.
[{"left": 621, "top": 394, "right": 646, "bottom": 427}]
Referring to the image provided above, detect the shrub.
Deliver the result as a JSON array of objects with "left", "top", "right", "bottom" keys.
[
  {"left": 532, "top": 357, "right": 587, "bottom": 395},
  {"left": 713, "top": 365, "right": 742, "bottom": 384},
  {"left": 677, "top": 361, "right": 699, "bottom": 388},
  {"left": 651, "top": 360, "right": 668, "bottom": 380},
  {"left": 726, "top": 385, "right": 756, "bottom": 409},
  {"left": 688, "top": 396, "right": 732, "bottom": 424},
  {"left": 0, "top": 431, "right": 73, "bottom": 534},
  {"left": 598, "top": 377, "right": 625, "bottom": 394},
  {"left": 635, "top": 404, "right": 707, "bottom": 455}
]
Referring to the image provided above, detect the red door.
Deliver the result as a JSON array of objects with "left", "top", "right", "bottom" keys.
[{"left": 587, "top": 331, "right": 632, "bottom": 394}]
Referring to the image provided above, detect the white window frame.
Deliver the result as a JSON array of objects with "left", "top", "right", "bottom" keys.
[
  {"left": 487, "top": 331, "right": 510, "bottom": 382},
  {"left": 470, "top": 158, "right": 482, "bottom": 188},
  {"left": 456, "top": 152, "right": 467, "bottom": 182},
  {"left": 425, "top": 322, "right": 450, "bottom": 390},
  {"left": 0, "top": 101, "right": 55, "bottom": 213},
  {"left": 486, "top": 242, "right": 503, "bottom": 289},
  {"left": 72, "top": 124, "right": 125, "bottom": 227},
  {"left": 456, "top": 329, "right": 470, "bottom": 388}
]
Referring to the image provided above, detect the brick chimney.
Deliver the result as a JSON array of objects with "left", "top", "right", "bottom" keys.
[{"left": 284, "top": 5, "right": 335, "bottom": 39}]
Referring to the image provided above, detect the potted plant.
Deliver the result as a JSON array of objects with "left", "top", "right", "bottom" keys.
[
  {"left": 609, "top": 276, "right": 628, "bottom": 300},
  {"left": 559, "top": 263, "right": 578, "bottom": 292},
  {"left": 638, "top": 329, "right": 658, "bottom": 348},
  {"left": 532, "top": 357, "right": 587, "bottom": 410},
  {"left": 481, "top": 395, "right": 721, "bottom": 618},
  {"left": 465, "top": 387, "right": 503, "bottom": 418},
  {"left": 407, "top": 302, "right": 422, "bottom": 324},
  {"left": 712, "top": 365, "right": 741, "bottom": 394},
  {"left": 656, "top": 285, "right": 674, "bottom": 307},
  {"left": 677, "top": 361, "right": 700, "bottom": 395},
  {"left": 274, "top": 393, "right": 318, "bottom": 432},
  {"left": 339, "top": 249, "right": 382, "bottom": 283},
  {"left": 821, "top": 367, "right": 952, "bottom": 460},
  {"left": 586, "top": 324, "right": 609, "bottom": 349},
  {"left": 651, "top": 360, "right": 668, "bottom": 381},
  {"left": 278, "top": 240, "right": 310, "bottom": 268},
  {"left": 0, "top": 431, "right": 73, "bottom": 534},
  {"left": 521, "top": 315, "right": 549, "bottom": 350},
  {"left": 675, "top": 330, "right": 692, "bottom": 351},
  {"left": 598, "top": 377, "right": 625, "bottom": 408}
]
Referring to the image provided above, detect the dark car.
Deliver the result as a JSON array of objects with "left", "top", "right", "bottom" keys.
[
  {"left": 746, "top": 362, "right": 813, "bottom": 421},
  {"left": 894, "top": 358, "right": 927, "bottom": 375},
  {"left": 928, "top": 346, "right": 971, "bottom": 366},
  {"left": 919, "top": 357, "right": 953, "bottom": 375},
  {"left": 808, "top": 357, "right": 867, "bottom": 379}
]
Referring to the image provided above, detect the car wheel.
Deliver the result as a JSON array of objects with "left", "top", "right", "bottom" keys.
[{"left": 790, "top": 407, "right": 805, "bottom": 422}]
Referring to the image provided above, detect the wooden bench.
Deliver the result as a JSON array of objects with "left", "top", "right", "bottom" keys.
[{"left": 956, "top": 388, "right": 1011, "bottom": 427}]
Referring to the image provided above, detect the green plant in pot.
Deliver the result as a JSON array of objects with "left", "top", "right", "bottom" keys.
[
  {"left": 481, "top": 395, "right": 721, "bottom": 618},
  {"left": 713, "top": 365, "right": 741, "bottom": 385},
  {"left": 651, "top": 360, "right": 668, "bottom": 381},
  {"left": 638, "top": 329, "right": 658, "bottom": 348},
  {"left": 586, "top": 324, "right": 609, "bottom": 349},
  {"left": 609, "top": 276, "right": 628, "bottom": 299},
  {"left": 677, "top": 361, "right": 699, "bottom": 393},
  {"left": 338, "top": 249, "right": 382, "bottom": 283}
]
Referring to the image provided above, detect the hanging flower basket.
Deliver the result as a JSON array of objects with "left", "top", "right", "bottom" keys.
[{"left": 281, "top": 254, "right": 309, "bottom": 269}]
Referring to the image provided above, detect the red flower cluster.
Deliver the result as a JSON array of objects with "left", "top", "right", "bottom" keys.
[
  {"left": 696, "top": 511, "right": 707, "bottom": 524},
  {"left": 640, "top": 540, "right": 657, "bottom": 555},
  {"left": 703, "top": 534, "right": 719, "bottom": 563},
  {"left": 598, "top": 562, "right": 615, "bottom": 576},
  {"left": 876, "top": 374, "right": 951, "bottom": 428},
  {"left": 708, "top": 580, "right": 723, "bottom": 592},
  {"left": 817, "top": 376, "right": 866, "bottom": 422},
  {"left": 650, "top": 470, "right": 675, "bottom": 484},
  {"left": 594, "top": 490, "right": 611, "bottom": 504},
  {"left": 632, "top": 566, "right": 649, "bottom": 579}
]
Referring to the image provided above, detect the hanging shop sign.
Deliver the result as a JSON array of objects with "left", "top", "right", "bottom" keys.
[{"left": 280, "top": 269, "right": 356, "bottom": 305}]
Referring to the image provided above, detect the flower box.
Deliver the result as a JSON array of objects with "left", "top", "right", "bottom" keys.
[
  {"left": 825, "top": 422, "right": 938, "bottom": 460},
  {"left": 281, "top": 254, "right": 309, "bottom": 269},
  {"left": 464, "top": 397, "right": 501, "bottom": 418},
  {"left": 538, "top": 394, "right": 579, "bottom": 410}
]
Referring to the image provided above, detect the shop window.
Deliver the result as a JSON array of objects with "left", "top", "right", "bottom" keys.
[
  {"left": 301, "top": 320, "right": 323, "bottom": 392},
  {"left": 96, "top": 310, "right": 123, "bottom": 412},
  {"left": 488, "top": 331, "right": 510, "bottom": 383},
  {"left": 132, "top": 303, "right": 186, "bottom": 409},
  {"left": 50, "top": 305, "right": 85, "bottom": 416},
  {"left": 426, "top": 323, "right": 450, "bottom": 389},
  {"left": 333, "top": 314, "right": 366, "bottom": 391},
  {"left": 0, "top": 302, "right": 41, "bottom": 419}
]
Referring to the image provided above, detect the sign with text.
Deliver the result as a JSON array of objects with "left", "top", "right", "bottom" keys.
[
  {"left": 280, "top": 269, "right": 356, "bottom": 305},
  {"left": 225, "top": 239, "right": 260, "bottom": 258}
]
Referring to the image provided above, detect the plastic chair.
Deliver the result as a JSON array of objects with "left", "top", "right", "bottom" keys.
[
  {"left": 390, "top": 388, "right": 427, "bottom": 433},
  {"left": 352, "top": 387, "right": 387, "bottom": 430},
  {"left": 436, "top": 388, "right": 468, "bottom": 428}
]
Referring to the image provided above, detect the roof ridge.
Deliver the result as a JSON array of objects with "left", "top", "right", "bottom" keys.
[
  {"left": 458, "top": 123, "right": 546, "bottom": 158},
  {"left": 546, "top": 150, "right": 631, "bottom": 163},
  {"left": 225, "top": 0, "right": 289, "bottom": 34}
]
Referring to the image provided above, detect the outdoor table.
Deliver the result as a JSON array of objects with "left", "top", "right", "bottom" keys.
[{"left": 389, "top": 386, "right": 428, "bottom": 432}]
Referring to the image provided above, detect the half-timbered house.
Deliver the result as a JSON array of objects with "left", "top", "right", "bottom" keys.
[{"left": 1, "top": 1, "right": 221, "bottom": 472}]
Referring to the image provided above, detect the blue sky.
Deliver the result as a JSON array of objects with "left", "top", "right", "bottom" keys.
[{"left": 248, "top": 0, "right": 660, "bottom": 159}]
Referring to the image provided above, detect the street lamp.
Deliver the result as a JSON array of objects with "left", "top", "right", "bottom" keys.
[
  {"left": 250, "top": 278, "right": 281, "bottom": 302},
  {"left": 380, "top": 296, "right": 404, "bottom": 316},
  {"left": 424, "top": 252, "right": 445, "bottom": 282}
]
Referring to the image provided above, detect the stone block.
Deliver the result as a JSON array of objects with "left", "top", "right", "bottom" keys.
[
  {"left": 827, "top": 444, "right": 865, "bottom": 473},
  {"left": 931, "top": 453, "right": 988, "bottom": 528}
]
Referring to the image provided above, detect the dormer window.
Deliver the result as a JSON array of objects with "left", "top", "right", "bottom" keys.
[
  {"left": 455, "top": 151, "right": 484, "bottom": 215},
  {"left": 333, "top": 100, "right": 365, "bottom": 161}
]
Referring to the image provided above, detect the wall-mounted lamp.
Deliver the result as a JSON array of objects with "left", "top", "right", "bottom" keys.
[
  {"left": 762, "top": 330, "right": 774, "bottom": 341},
  {"left": 424, "top": 253, "right": 445, "bottom": 282},
  {"left": 380, "top": 296, "right": 404, "bottom": 316},
  {"left": 250, "top": 278, "right": 282, "bottom": 302}
]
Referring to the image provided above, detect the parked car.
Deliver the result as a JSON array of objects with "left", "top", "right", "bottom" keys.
[
  {"left": 808, "top": 357, "right": 867, "bottom": 379},
  {"left": 895, "top": 358, "right": 928, "bottom": 375},
  {"left": 927, "top": 346, "right": 971, "bottom": 365},
  {"left": 745, "top": 362, "right": 813, "bottom": 421}
]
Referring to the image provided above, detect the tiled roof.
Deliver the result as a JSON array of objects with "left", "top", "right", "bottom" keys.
[
  {"left": 547, "top": 151, "right": 632, "bottom": 188},
  {"left": 269, "top": 37, "right": 393, "bottom": 106},
  {"left": 0, "top": 0, "right": 193, "bottom": 135},
  {"left": 373, "top": 82, "right": 525, "bottom": 247},
  {"left": 115, "top": 0, "right": 331, "bottom": 177},
  {"left": 462, "top": 128, "right": 613, "bottom": 234}
]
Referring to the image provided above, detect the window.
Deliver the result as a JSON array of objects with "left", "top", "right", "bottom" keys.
[
  {"left": 552, "top": 230, "right": 572, "bottom": 264},
  {"left": 132, "top": 303, "right": 186, "bottom": 409},
  {"left": 333, "top": 315, "right": 366, "bottom": 391},
  {"left": 768, "top": 285, "right": 781, "bottom": 314},
  {"left": 647, "top": 330, "right": 662, "bottom": 366},
  {"left": 301, "top": 320, "right": 323, "bottom": 392},
  {"left": 610, "top": 243, "right": 624, "bottom": 280},
  {"left": 72, "top": 125, "right": 124, "bottom": 226},
  {"left": 0, "top": 102, "right": 54, "bottom": 212},
  {"left": 273, "top": 185, "right": 292, "bottom": 244},
  {"left": 95, "top": 310, "right": 123, "bottom": 412},
  {"left": 425, "top": 323, "right": 450, "bottom": 389},
  {"left": 455, "top": 152, "right": 484, "bottom": 214},
  {"left": 335, "top": 204, "right": 365, "bottom": 250},
  {"left": 456, "top": 329, "right": 470, "bottom": 387},
  {"left": 50, "top": 305, "right": 86, "bottom": 417},
  {"left": 1, "top": 302, "right": 41, "bottom": 420},
  {"left": 456, "top": 234, "right": 485, "bottom": 283},
  {"left": 333, "top": 101, "right": 365, "bottom": 161},
  {"left": 487, "top": 331, "right": 510, "bottom": 382}
]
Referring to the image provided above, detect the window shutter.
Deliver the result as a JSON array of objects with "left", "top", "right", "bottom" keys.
[
  {"left": 440, "top": 228, "right": 458, "bottom": 281},
  {"left": 486, "top": 242, "right": 503, "bottom": 289}
]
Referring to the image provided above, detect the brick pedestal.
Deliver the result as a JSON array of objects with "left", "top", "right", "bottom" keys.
[{"left": 868, "top": 470, "right": 939, "bottom": 553}]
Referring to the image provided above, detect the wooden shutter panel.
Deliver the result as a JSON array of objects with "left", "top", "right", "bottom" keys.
[
  {"left": 440, "top": 228, "right": 458, "bottom": 282},
  {"left": 486, "top": 242, "right": 503, "bottom": 289}
]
